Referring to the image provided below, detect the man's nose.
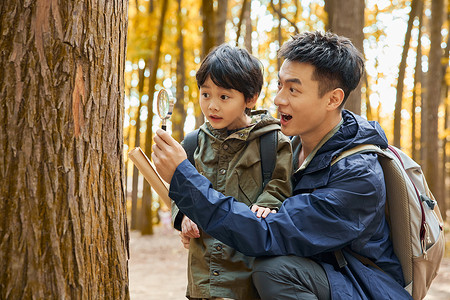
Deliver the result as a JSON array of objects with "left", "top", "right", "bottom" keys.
[{"left": 274, "top": 90, "right": 287, "bottom": 106}]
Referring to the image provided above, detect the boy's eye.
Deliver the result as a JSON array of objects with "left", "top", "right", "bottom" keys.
[
  {"left": 220, "top": 95, "right": 230, "bottom": 100},
  {"left": 202, "top": 92, "right": 209, "bottom": 98}
]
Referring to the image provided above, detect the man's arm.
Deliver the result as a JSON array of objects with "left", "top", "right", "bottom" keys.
[{"left": 168, "top": 155, "right": 386, "bottom": 257}]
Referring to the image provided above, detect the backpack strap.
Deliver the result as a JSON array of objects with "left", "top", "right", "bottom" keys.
[
  {"left": 331, "top": 144, "right": 385, "bottom": 166},
  {"left": 182, "top": 129, "right": 199, "bottom": 167},
  {"left": 260, "top": 130, "right": 278, "bottom": 188}
]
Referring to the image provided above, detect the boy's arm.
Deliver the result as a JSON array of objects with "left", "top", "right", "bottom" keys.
[{"left": 254, "top": 131, "right": 292, "bottom": 209}]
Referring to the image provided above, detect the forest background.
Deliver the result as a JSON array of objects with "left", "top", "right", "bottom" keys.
[
  {"left": 0, "top": 0, "right": 449, "bottom": 298},
  {"left": 124, "top": 0, "right": 450, "bottom": 236}
]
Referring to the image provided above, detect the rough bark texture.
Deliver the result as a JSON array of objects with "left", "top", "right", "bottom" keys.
[
  {"left": 0, "top": 0, "right": 129, "bottom": 299},
  {"left": 325, "top": 0, "right": 364, "bottom": 115}
]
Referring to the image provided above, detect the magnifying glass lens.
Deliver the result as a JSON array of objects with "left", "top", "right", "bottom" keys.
[{"left": 158, "top": 90, "right": 169, "bottom": 117}]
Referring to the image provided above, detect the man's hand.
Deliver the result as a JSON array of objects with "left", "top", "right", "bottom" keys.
[
  {"left": 251, "top": 204, "right": 277, "bottom": 218},
  {"left": 152, "top": 129, "right": 188, "bottom": 183}
]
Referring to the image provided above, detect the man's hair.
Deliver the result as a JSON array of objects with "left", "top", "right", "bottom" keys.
[
  {"left": 278, "top": 31, "right": 364, "bottom": 104},
  {"left": 196, "top": 44, "right": 264, "bottom": 103}
]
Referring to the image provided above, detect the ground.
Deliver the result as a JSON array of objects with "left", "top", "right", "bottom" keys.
[{"left": 129, "top": 225, "right": 450, "bottom": 300}]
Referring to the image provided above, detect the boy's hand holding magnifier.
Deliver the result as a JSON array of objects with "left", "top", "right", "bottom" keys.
[{"left": 152, "top": 88, "right": 187, "bottom": 184}]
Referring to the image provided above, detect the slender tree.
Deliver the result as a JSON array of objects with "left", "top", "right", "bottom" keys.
[
  {"left": 411, "top": 0, "right": 424, "bottom": 162},
  {"left": 172, "top": 0, "right": 187, "bottom": 143},
  {"left": 142, "top": 0, "right": 169, "bottom": 235},
  {"left": 0, "top": 0, "right": 129, "bottom": 298},
  {"left": 216, "top": 0, "right": 228, "bottom": 46},
  {"left": 325, "top": 0, "right": 364, "bottom": 115},
  {"left": 424, "top": 0, "right": 444, "bottom": 199},
  {"left": 393, "top": 0, "right": 419, "bottom": 148}
]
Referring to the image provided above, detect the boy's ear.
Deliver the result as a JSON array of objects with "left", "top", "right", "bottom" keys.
[
  {"left": 327, "top": 88, "right": 345, "bottom": 110},
  {"left": 246, "top": 94, "right": 259, "bottom": 108}
]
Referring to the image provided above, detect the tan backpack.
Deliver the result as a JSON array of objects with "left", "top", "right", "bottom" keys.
[{"left": 333, "top": 144, "right": 445, "bottom": 299}]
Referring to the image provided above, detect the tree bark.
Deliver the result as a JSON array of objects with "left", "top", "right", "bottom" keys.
[
  {"left": 325, "top": 0, "right": 364, "bottom": 115},
  {"left": 0, "top": 0, "right": 129, "bottom": 298},
  {"left": 393, "top": 0, "right": 419, "bottom": 148},
  {"left": 424, "top": 0, "right": 444, "bottom": 198}
]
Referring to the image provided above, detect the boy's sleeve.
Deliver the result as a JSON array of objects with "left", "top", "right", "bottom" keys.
[{"left": 254, "top": 131, "right": 292, "bottom": 209}]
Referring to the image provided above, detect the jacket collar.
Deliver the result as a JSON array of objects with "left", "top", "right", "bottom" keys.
[{"left": 292, "top": 110, "right": 388, "bottom": 189}]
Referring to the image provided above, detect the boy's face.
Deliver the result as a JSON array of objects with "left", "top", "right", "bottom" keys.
[
  {"left": 274, "top": 60, "right": 334, "bottom": 138},
  {"left": 199, "top": 76, "right": 256, "bottom": 130}
]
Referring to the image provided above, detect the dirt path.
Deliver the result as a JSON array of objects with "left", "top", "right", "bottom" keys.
[{"left": 129, "top": 226, "right": 450, "bottom": 300}]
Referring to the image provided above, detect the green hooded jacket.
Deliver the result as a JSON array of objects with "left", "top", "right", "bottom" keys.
[{"left": 171, "top": 110, "right": 292, "bottom": 299}]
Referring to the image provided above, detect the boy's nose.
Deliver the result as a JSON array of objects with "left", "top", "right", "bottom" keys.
[{"left": 208, "top": 99, "right": 219, "bottom": 111}]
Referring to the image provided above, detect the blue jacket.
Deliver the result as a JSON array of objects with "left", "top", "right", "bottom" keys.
[{"left": 169, "top": 110, "right": 412, "bottom": 299}]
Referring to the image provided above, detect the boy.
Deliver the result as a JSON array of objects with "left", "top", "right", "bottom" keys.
[{"left": 171, "top": 44, "right": 292, "bottom": 299}]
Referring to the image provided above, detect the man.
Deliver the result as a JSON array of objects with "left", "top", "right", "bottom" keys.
[{"left": 152, "top": 31, "right": 412, "bottom": 299}]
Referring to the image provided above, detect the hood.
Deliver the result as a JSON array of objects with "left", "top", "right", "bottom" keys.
[{"left": 293, "top": 110, "right": 388, "bottom": 175}]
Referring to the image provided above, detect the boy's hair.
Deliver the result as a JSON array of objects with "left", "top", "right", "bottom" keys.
[
  {"left": 196, "top": 44, "right": 264, "bottom": 104},
  {"left": 278, "top": 31, "right": 364, "bottom": 105}
]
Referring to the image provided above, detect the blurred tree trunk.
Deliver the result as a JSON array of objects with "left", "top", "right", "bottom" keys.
[
  {"left": 439, "top": 10, "right": 450, "bottom": 221},
  {"left": 236, "top": 0, "right": 249, "bottom": 46},
  {"left": 393, "top": 0, "right": 419, "bottom": 148},
  {"left": 424, "top": 0, "right": 444, "bottom": 200},
  {"left": 131, "top": 62, "right": 146, "bottom": 230},
  {"left": 0, "top": 0, "right": 129, "bottom": 298},
  {"left": 142, "top": 0, "right": 169, "bottom": 235},
  {"left": 245, "top": 0, "right": 252, "bottom": 53},
  {"left": 196, "top": 0, "right": 218, "bottom": 128},
  {"left": 411, "top": 0, "right": 424, "bottom": 162},
  {"left": 325, "top": 0, "right": 364, "bottom": 115},
  {"left": 216, "top": 0, "right": 228, "bottom": 45},
  {"left": 173, "top": 0, "right": 187, "bottom": 143}
]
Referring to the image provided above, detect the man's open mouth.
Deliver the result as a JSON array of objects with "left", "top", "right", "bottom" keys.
[{"left": 280, "top": 113, "right": 292, "bottom": 121}]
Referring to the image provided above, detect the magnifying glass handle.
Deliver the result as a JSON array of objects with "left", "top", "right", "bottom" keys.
[{"left": 162, "top": 124, "right": 167, "bottom": 131}]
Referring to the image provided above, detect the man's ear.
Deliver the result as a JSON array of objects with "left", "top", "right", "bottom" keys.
[
  {"left": 327, "top": 88, "right": 345, "bottom": 110},
  {"left": 246, "top": 94, "right": 259, "bottom": 108}
]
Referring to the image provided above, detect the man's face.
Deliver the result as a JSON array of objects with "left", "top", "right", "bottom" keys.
[{"left": 274, "top": 60, "right": 331, "bottom": 138}]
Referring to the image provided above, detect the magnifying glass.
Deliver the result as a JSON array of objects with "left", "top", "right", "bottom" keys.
[{"left": 157, "top": 89, "right": 174, "bottom": 131}]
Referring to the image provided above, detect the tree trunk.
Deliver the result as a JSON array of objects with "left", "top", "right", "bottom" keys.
[
  {"left": 325, "top": 0, "right": 364, "bottom": 115},
  {"left": 424, "top": 0, "right": 444, "bottom": 198},
  {"left": 173, "top": 0, "right": 187, "bottom": 143},
  {"left": 439, "top": 10, "right": 450, "bottom": 221},
  {"left": 245, "top": 0, "right": 253, "bottom": 53},
  {"left": 131, "top": 63, "right": 146, "bottom": 230},
  {"left": 216, "top": 0, "right": 228, "bottom": 46},
  {"left": 411, "top": 0, "right": 423, "bottom": 162},
  {"left": 142, "top": 0, "right": 169, "bottom": 235},
  {"left": 196, "top": 0, "right": 217, "bottom": 128},
  {"left": 0, "top": 1, "right": 129, "bottom": 298},
  {"left": 393, "top": 0, "right": 419, "bottom": 148}
]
